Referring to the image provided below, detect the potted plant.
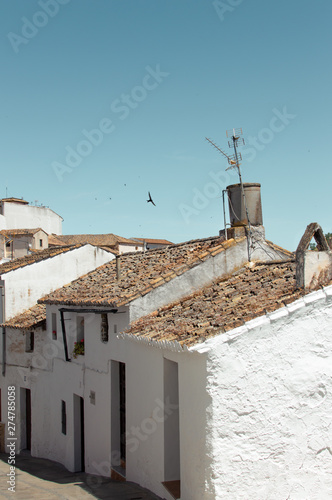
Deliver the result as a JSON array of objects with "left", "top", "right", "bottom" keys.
[{"left": 72, "top": 339, "right": 84, "bottom": 358}]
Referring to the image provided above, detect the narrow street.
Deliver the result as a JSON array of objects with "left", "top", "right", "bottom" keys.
[{"left": 0, "top": 453, "right": 162, "bottom": 500}]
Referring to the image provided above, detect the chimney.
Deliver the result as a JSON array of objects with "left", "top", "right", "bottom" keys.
[{"left": 221, "top": 182, "right": 264, "bottom": 240}]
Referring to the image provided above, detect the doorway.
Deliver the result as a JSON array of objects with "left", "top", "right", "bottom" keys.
[
  {"left": 73, "top": 395, "right": 85, "bottom": 471},
  {"left": 111, "top": 361, "right": 126, "bottom": 478},
  {"left": 20, "top": 388, "right": 31, "bottom": 451}
]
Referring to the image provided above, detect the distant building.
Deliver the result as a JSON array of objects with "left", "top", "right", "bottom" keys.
[
  {"left": 131, "top": 237, "right": 173, "bottom": 250},
  {"left": 0, "top": 197, "right": 63, "bottom": 235},
  {"left": 0, "top": 244, "right": 114, "bottom": 322},
  {"left": 3, "top": 183, "right": 332, "bottom": 499},
  {"left": 0, "top": 228, "right": 48, "bottom": 260},
  {"left": 48, "top": 233, "right": 144, "bottom": 254}
]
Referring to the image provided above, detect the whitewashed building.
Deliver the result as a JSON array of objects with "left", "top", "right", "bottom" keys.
[
  {"left": 1, "top": 181, "right": 332, "bottom": 499},
  {"left": 0, "top": 198, "right": 63, "bottom": 235},
  {"left": 0, "top": 244, "right": 114, "bottom": 322}
]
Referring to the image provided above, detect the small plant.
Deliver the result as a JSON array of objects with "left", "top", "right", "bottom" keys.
[{"left": 72, "top": 339, "right": 84, "bottom": 358}]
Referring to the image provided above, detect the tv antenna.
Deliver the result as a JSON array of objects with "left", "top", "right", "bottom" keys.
[{"left": 206, "top": 128, "right": 253, "bottom": 261}]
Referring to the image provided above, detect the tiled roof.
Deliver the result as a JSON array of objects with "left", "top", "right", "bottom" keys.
[
  {"left": 1, "top": 304, "right": 46, "bottom": 329},
  {"left": 132, "top": 238, "right": 173, "bottom": 245},
  {"left": 48, "top": 234, "right": 66, "bottom": 246},
  {"left": 39, "top": 236, "right": 238, "bottom": 306},
  {"left": 0, "top": 228, "right": 45, "bottom": 237},
  {"left": 125, "top": 261, "right": 307, "bottom": 347},
  {"left": 0, "top": 197, "right": 28, "bottom": 204},
  {"left": 49, "top": 233, "right": 143, "bottom": 247},
  {"left": 0, "top": 245, "right": 83, "bottom": 274}
]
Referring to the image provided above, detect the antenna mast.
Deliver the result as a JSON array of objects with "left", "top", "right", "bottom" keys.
[{"left": 206, "top": 128, "right": 253, "bottom": 261}]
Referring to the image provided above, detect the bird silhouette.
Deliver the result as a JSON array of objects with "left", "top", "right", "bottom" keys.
[{"left": 147, "top": 191, "right": 156, "bottom": 206}]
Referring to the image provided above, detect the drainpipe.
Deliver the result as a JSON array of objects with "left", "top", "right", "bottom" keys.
[
  {"left": 59, "top": 307, "right": 119, "bottom": 362},
  {"left": 60, "top": 309, "right": 71, "bottom": 362}
]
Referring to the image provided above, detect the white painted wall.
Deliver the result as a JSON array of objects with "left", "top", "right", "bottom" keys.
[
  {"left": 2, "top": 203, "right": 63, "bottom": 235},
  {"left": 118, "top": 243, "right": 142, "bottom": 254},
  {"left": 130, "top": 237, "right": 287, "bottom": 322},
  {"left": 196, "top": 288, "right": 332, "bottom": 500},
  {"left": 1, "top": 245, "right": 114, "bottom": 320},
  {"left": 2, "top": 241, "right": 328, "bottom": 500},
  {"left": 0, "top": 215, "right": 6, "bottom": 230},
  {"left": 304, "top": 251, "right": 332, "bottom": 289}
]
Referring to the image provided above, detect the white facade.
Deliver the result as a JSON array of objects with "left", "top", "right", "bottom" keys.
[
  {"left": 0, "top": 201, "right": 63, "bottom": 235},
  {"left": 2, "top": 231, "right": 332, "bottom": 499},
  {"left": 2, "top": 287, "right": 332, "bottom": 499},
  {"left": 1, "top": 245, "right": 114, "bottom": 321},
  {"left": 118, "top": 243, "right": 143, "bottom": 254}
]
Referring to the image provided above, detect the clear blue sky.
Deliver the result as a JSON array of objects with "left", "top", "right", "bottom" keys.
[{"left": 1, "top": 0, "right": 331, "bottom": 251}]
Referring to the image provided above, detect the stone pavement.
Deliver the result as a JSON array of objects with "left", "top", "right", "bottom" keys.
[{"left": 0, "top": 453, "right": 163, "bottom": 500}]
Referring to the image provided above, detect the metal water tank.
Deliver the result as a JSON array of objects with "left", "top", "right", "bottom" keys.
[{"left": 227, "top": 183, "right": 263, "bottom": 227}]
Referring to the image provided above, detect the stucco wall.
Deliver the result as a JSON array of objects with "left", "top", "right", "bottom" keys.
[
  {"left": 130, "top": 237, "right": 285, "bottom": 323},
  {"left": 2, "top": 203, "right": 63, "bottom": 235},
  {"left": 118, "top": 243, "right": 142, "bottom": 254},
  {"left": 201, "top": 288, "right": 332, "bottom": 499},
  {"left": 2, "top": 245, "right": 114, "bottom": 320}
]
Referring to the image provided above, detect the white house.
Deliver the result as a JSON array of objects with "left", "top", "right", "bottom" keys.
[
  {"left": 0, "top": 198, "right": 63, "bottom": 235},
  {"left": 48, "top": 233, "right": 144, "bottom": 254},
  {"left": 0, "top": 227, "right": 298, "bottom": 499},
  {"left": 0, "top": 244, "right": 115, "bottom": 321},
  {"left": 0, "top": 228, "right": 49, "bottom": 261},
  {"left": 1, "top": 180, "right": 332, "bottom": 499}
]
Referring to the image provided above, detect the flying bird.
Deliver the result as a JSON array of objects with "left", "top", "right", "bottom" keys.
[{"left": 147, "top": 191, "right": 156, "bottom": 206}]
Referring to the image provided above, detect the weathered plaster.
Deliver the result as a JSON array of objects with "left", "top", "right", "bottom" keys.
[
  {"left": 203, "top": 287, "right": 332, "bottom": 499},
  {"left": 2, "top": 245, "right": 114, "bottom": 320},
  {"left": 130, "top": 237, "right": 286, "bottom": 322}
]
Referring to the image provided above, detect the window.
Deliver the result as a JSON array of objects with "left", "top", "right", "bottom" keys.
[
  {"left": 25, "top": 331, "right": 34, "bottom": 352},
  {"left": 114, "top": 324, "right": 117, "bottom": 334},
  {"left": 101, "top": 313, "right": 108, "bottom": 343},
  {"left": 52, "top": 313, "right": 57, "bottom": 340},
  {"left": 61, "top": 400, "right": 66, "bottom": 435},
  {"left": 39, "top": 239, "right": 43, "bottom": 248}
]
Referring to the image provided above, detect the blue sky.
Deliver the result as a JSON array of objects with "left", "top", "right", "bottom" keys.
[{"left": 1, "top": 0, "right": 331, "bottom": 251}]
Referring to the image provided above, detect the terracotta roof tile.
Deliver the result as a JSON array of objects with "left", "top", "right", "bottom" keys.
[
  {"left": 0, "top": 245, "right": 83, "bottom": 274},
  {"left": 1, "top": 304, "right": 46, "bottom": 329},
  {"left": 49, "top": 233, "right": 143, "bottom": 248},
  {"left": 131, "top": 238, "right": 173, "bottom": 245},
  {"left": 38, "top": 236, "right": 231, "bottom": 307},
  {"left": 0, "top": 228, "right": 46, "bottom": 237},
  {"left": 125, "top": 261, "right": 313, "bottom": 347}
]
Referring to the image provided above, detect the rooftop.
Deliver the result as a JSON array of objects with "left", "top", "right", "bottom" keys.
[
  {"left": 1, "top": 303, "right": 46, "bottom": 329},
  {"left": 0, "top": 197, "right": 28, "bottom": 205},
  {"left": 0, "top": 228, "right": 46, "bottom": 237},
  {"left": 125, "top": 260, "right": 310, "bottom": 347},
  {"left": 131, "top": 237, "right": 173, "bottom": 245},
  {"left": 39, "top": 236, "right": 236, "bottom": 306},
  {"left": 39, "top": 235, "right": 292, "bottom": 307},
  {"left": 0, "top": 245, "right": 85, "bottom": 274},
  {"left": 48, "top": 233, "right": 144, "bottom": 248}
]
